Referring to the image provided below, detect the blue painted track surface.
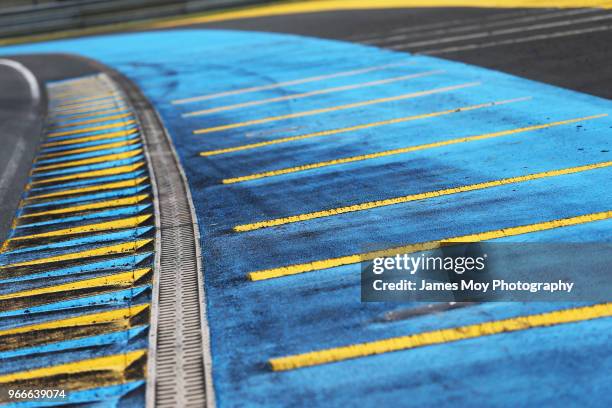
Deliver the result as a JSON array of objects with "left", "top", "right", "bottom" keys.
[{"left": 3, "top": 30, "right": 612, "bottom": 407}]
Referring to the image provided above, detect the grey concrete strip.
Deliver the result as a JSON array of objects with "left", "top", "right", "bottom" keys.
[{"left": 81, "top": 56, "right": 214, "bottom": 408}]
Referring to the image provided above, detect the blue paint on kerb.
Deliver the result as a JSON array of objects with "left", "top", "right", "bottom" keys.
[
  {"left": 44, "top": 118, "right": 136, "bottom": 136},
  {"left": 2, "top": 30, "right": 611, "bottom": 407},
  {"left": 0, "top": 328, "right": 148, "bottom": 376},
  {"left": 44, "top": 123, "right": 138, "bottom": 142},
  {"left": 49, "top": 99, "right": 124, "bottom": 114},
  {"left": 49, "top": 109, "right": 132, "bottom": 126},
  {"left": 29, "top": 155, "right": 143, "bottom": 178},
  {"left": 14, "top": 204, "right": 150, "bottom": 230},
  {"left": 49, "top": 103, "right": 129, "bottom": 120},
  {"left": 0, "top": 326, "right": 147, "bottom": 361},
  {"left": 50, "top": 95, "right": 118, "bottom": 108},
  {"left": 0, "top": 285, "right": 150, "bottom": 327},
  {"left": 0, "top": 227, "right": 152, "bottom": 260},
  {"left": 22, "top": 186, "right": 149, "bottom": 209},
  {"left": 34, "top": 143, "right": 142, "bottom": 165},
  {"left": 0, "top": 253, "right": 152, "bottom": 284},
  {"left": 39, "top": 133, "right": 140, "bottom": 154},
  {"left": 28, "top": 169, "right": 146, "bottom": 192}
]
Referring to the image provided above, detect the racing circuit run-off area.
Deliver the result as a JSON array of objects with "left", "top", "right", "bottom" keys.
[{"left": 0, "top": 1, "right": 611, "bottom": 407}]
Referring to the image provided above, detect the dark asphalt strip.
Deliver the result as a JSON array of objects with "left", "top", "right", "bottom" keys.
[
  {"left": 0, "top": 62, "right": 43, "bottom": 243},
  {"left": 200, "top": 7, "right": 612, "bottom": 100},
  {"left": 0, "top": 54, "right": 100, "bottom": 242}
]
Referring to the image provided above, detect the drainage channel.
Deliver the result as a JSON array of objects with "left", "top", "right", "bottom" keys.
[{"left": 102, "top": 63, "right": 213, "bottom": 408}]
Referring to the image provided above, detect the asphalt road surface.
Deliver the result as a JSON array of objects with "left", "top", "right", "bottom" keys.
[{"left": 203, "top": 7, "right": 612, "bottom": 99}]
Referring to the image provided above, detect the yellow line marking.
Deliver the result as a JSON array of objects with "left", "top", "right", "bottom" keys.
[
  {"left": 53, "top": 93, "right": 118, "bottom": 108},
  {"left": 0, "top": 350, "right": 145, "bottom": 384},
  {"left": 0, "top": 239, "right": 151, "bottom": 269},
  {"left": 50, "top": 84, "right": 105, "bottom": 95},
  {"left": 235, "top": 161, "right": 612, "bottom": 231},
  {"left": 50, "top": 88, "right": 106, "bottom": 99},
  {"left": 20, "top": 194, "right": 149, "bottom": 218},
  {"left": 172, "top": 61, "right": 416, "bottom": 104},
  {"left": 53, "top": 91, "right": 116, "bottom": 103},
  {"left": 248, "top": 210, "right": 612, "bottom": 281},
  {"left": 223, "top": 114, "right": 608, "bottom": 184},
  {"left": 3, "top": 2, "right": 612, "bottom": 47},
  {"left": 0, "top": 304, "right": 149, "bottom": 337},
  {"left": 49, "top": 103, "right": 128, "bottom": 119},
  {"left": 41, "top": 128, "right": 139, "bottom": 148},
  {"left": 47, "top": 107, "right": 130, "bottom": 124},
  {"left": 6, "top": 215, "right": 151, "bottom": 243},
  {"left": 46, "top": 120, "right": 137, "bottom": 138},
  {"left": 49, "top": 113, "right": 134, "bottom": 130},
  {"left": 28, "top": 162, "right": 145, "bottom": 186},
  {"left": 50, "top": 97, "right": 124, "bottom": 114},
  {"left": 49, "top": 76, "right": 104, "bottom": 88},
  {"left": 200, "top": 97, "right": 529, "bottom": 156},
  {"left": 38, "top": 139, "right": 140, "bottom": 159},
  {"left": 0, "top": 269, "right": 150, "bottom": 301},
  {"left": 184, "top": 70, "right": 442, "bottom": 115},
  {"left": 149, "top": 1, "right": 612, "bottom": 30},
  {"left": 33, "top": 149, "right": 142, "bottom": 173},
  {"left": 192, "top": 82, "right": 480, "bottom": 134},
  {"left": 48, "top": 102, "right": 127, "bottom": 118},
  {"left": 269, "top": 302, "right": 612, "bottom": 371},
  {"left": 26, "top": 177, "right": 148, "bottom": 200}
]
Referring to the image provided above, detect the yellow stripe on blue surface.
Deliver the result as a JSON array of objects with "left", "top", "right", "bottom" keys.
[
  {"left": 222, "top": 114, "right": 608, "bottom": 183},
  {"left": 199, "top": 97, "right": 530, "bottom": 156},
  {"left": 248, "top": 210, "right": 612, "bottom": 280},
  {"left": 235, "top": 161, "right": 612, "bottom": 231},
  {"left": 20, "top": 194, "right": 149, "bottom": 218},
  {"left": 26, "top": 177, "right": 148, "bottom": 199},
  {"left": 192, "top": 82, "right": 481, "bottom": 133},
  {"left": 269, "top": 303, "right": 612, "bottom": 371}
]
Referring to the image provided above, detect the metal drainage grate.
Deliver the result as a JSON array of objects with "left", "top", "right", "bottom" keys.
[{"left": 97, "top": 63, "right": 213, "bottom": 407}]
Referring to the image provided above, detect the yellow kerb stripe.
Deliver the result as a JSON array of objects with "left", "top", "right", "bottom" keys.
[
  {"left": 26, "top": 177, "right": 147, "bottom": 200},
  {"left": 0, "top": 269, "right": 150, "bottom": 300},
  {"left": 172, "top": 61, "right": 416, "bottom": 104},
  {"left": 49, "top": 102, "right": 128, "bottom": 119},
  {"left": 33, "top": 149, "right": 142, "bottom": 172},
  {"left": 193, "top": 82, "right": 480, "bottom": 134},
  {"left": 50, "top": 87, "right": 107, "bottom": 98},
  {"left": 7, "top": 215, "right": 152, "bottom": 242},
  {"left": 28, "top": 162, "right": 145, "bottom": 186},
  {"left": 47, "top": 107, "right": 130, "bottom": 124},
  {"left": 0, "top": 239, "right": 151, "bottom": 269},
  {"left": 223, "top": 114, "right": 608, "bottom": 184},
  {"left": 199, "top": 97, "right": 529, "bottom": 156},
  {"left": 50, "top": 87, "right": 106, "bottom": 99},
  {"left": 53, "top": 93, "right": 118, "bottom": 108},
  {"left": 269, "top": 303, "right": 612, "bottom": 371},
  {"left": 50, "top": 97, "right": 123, "bottom": 114},
  {"left": 0, "top": 304, "right": 149, "bottom": 337},
  {"left": 41, "top": 128, "right": 139, "bottom": 148},
  {"left": 49, "top": 113, "right": 134, "bottom": 130},
  {"left": 235, "top": 161, "right": 612, "bottom": 231},
  {"left": 38, "top": 139, "right": 140, "bottom": 159},
  {"left": 0, "top": 350, "right": 146, "bottom": 383},
  {"left": 52, "top": 91, "right": 116, "bottom": 103},
  {"left": 46, "top": 120, "right": 136, "bottom": 138},
  {"left": 20, "top": 194, "right": 149, "bottom": 218},
  {"left": 248, "top": 210, "right": 612, "bottom": 281},
  {"left": 184, "top": 70, "right": 443, "bottom": 116}
]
